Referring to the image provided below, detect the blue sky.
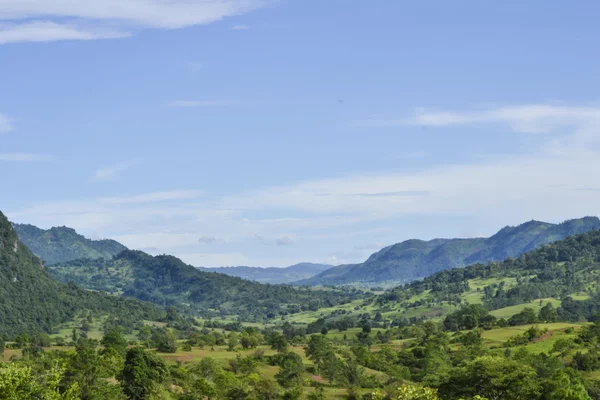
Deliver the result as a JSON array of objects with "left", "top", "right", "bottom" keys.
[{"left": 1, "top": 0, "right": 600, "bottom": 267}]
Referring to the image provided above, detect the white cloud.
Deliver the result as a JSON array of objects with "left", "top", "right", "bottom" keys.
[
  {"left": 0, "top": 153, "right": 53, "bottom": 162},
  {"left": 169, "top": 100, "right": 233, "bottom": 108},
  {"left": 361, "top": 104, "right": 600, "bottom": 135},
  {"left": 231, "top": 24, "right": 250, "bottom": 30},
  {"left": 0, "top": 0, "right": 267, "bottom": 43},
  {"left": 0, "top": 113, "right": 13, "bottom": 133},
  {"left": 101, "top": 190, "right": 203, "bottom": 205},
  {"left": 93, "top": 159, "right": 141, "bottom": 181},
  {"left": 0, "top": 21, "right": 129, "bottom": 44},
  {"left": 223, "top": 104, "right": 600, "bottom": 222},
  {"left": 8, "top": 103, "right": 600, "bottom": 267}
]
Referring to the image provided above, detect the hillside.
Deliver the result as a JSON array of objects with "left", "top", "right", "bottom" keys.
[
  {"left": 47, "top": 251, "right": 361, "bottom": 321},
  {"left": 376, "top": 227, "right": 600, "bottom": 322},
  {"left": 199, "top": 262, "right": 332, "bottom": 284},
  {"left": 13, "top": 223, "right": 127, "bottom": 264},
  {"left": 0, "top": 212, "right": 162, "bottom": 336},
  {"left": 297, "top": 217, "right": 600, "bottom": 286}
]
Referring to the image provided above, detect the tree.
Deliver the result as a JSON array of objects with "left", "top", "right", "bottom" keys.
[
  {"left": 118, "top": 347, "right": 169, "bottom": 400},
  {"left": 552, "top": 338, "right": 576, "bottom": 357},
  {"left": 0, "top": 363, "right": 79, "bottom": 400},
  {"left": 321, "top": 351, "right": 341, "bottom": 384},
  {"left": 269, "top": 333, "right": 288, "bottom": 353},
  {"left": 275, "top": 352, "right": 305, "bottom": 388},
  {"left": 228, "top": 332, "right": 239, "bottom": 351},
  {"left": 305, "top": 335, "right": 330, "bottom": 376},
  {"left": 539, "top": 302, "right": 558, "bottom": 323},
  {"left": 102, "top": 328, "right": 129, "bottom": 355},
  {"left": 138, "top": 325, "right": 152, "bottom": 348},
  {"left": 438, "top": 356, "right": 541, "bottom": 399},
  {"left": 396, "top": 384, "right": 439, "bottom": 400}
]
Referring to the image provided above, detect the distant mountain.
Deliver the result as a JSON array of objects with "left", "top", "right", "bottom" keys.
[
  {"left": 199, "top": 263, "right": 332, "bottom": 284},
  {"left": 48, "top": 252, "right": 359, "bottom": 320},
  {"left": 296, "top": 217, "right": 600, "bottom": 286},
  {"left": 13, "top": 223, "right": 127, "bottom": 265},
  {"left": 0, "top": 212, "right": 162, "bottom": 336}
]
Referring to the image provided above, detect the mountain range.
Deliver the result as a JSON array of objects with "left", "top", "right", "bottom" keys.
[
  {"left": 0, "top": 212, "right": 162, "bottom": 336},
  {"left": 296, "top": 217, "right": 600, "bottom": 286},
  {"left": 199, "top": 263, "right": 332, "bottom": 284}
]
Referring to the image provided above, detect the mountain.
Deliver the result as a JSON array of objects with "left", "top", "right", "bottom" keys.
[
  {"left": 297, "top": 217, "right": 600, "bottom": 286},
  {"left": 13, "top": 223, "right": 127, "bottom": 265},
  {"left": 198, "top": 263, "right": 332, "bottom": 284},
  {"left": 47, "top": 251, "right": 360, "bottom": 321},
  {"left": 0, "top": 212, "right": 162, "bottom": 336},
  {"left": 378, "top": 227, "right": 600, "bottom": 322}
]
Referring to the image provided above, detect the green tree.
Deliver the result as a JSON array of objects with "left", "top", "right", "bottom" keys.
[
  {"left": 275, "top": 352, "right": 305, "bottom": 388},
  {"left": 538, "top": 303, "right": 558, "bottom": 323},
  {"left": 228, "top": 332, "right": 239, "bottom": 351},
  {"left": 438, "top": 356, "right": 541, "bottom": 400},
  {"left": 269, "top": 333, "right": 289, "bottom": 353},
  {"left": 0, "top": 362, "right": 79, "bottom": 400},
  {"left": 118, "top": 347, "right": 169, "bottom": 400},
  {"left": 305, "top": 335, "right": 331, "bottom": 376},
  {"left": 102, "top": 328, "right": 129, "bottom": 355}
]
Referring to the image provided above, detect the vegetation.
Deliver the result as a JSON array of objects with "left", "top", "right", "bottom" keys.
[
  {"left": 299, "top": 217, "right": 600, "bottom": 286},
  {"left": 47, "top": 250, "right": 362, "bottom": 321},
  {"left": 13, "top": 223, "right": 127, "bottom": 265},
  {"left": 0, "top": 212, "right": 162, "bottom": 337}
]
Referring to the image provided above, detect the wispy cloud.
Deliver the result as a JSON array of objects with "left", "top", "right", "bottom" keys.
[
  {"left": 10, "top": 103, "right": 600, "bottom": 267},
  {"left": 0, "top": 21, "right": 129, "bottom": 44},
  {"left": 359, "top": 104, "right": 600, "bottom": 134},
  {"left": 101, "top": 190, "right": 203, "bottom": 205},
  {"left": 93, "top": 159, "right": 141, "bottom": 181},
  {"left": 0, "top": 153, "right": 53, "bottom": 162},
  {"left": 0, "top": 113, "right": 13, "bottom": 133},
  {"left": 0, "top": 0, "right": 268, "bottom": 44},
  {"left": 169, "top": 100, "right": 234, "bottom": 108},
  {"left": 231, "top": 24, "right": 250, "bottom": 30}
]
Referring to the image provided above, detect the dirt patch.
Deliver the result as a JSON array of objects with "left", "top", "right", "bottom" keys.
[{"left": 535, "top": 331, "right": 553, "bottom": 342}]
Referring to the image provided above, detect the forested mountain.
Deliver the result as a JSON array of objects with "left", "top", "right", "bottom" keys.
[
  {"left": 199, "top": 262, "right": 332, "bottom": 284},
  {"left": 0, "top": 212, "right": 162, "bottom": 336},
  {"left": 378, "top": 227, "right": 600, "bottom": 321},
  {"left": 298, "top": 217, "right": 600, "bottom": 286},
  {"left": 48, "top": 251, "right": 360, "bottom": 321},
  {"left": 13, "top": 223, "right": 127, "bottom": 265}
]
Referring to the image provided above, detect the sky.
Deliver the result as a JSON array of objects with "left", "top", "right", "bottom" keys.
[{"left": 1, "top": 0, "right": 600, "bottom": 268}]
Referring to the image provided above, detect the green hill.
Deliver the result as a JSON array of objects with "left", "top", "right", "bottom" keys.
[
  {"left": 47, "top": 251, "right": 361, "bottom": 321},
  {"left": 0, "top": 212, "right": 162, "bottom": 336},
  {"left": 13, "top": 223, "right": 127, "bottom": 265},
  {"left": 378, "top": 227, "right": 600, "bottom": 322},
  {"left": 199, "top": 263, "right": 332, "bottom": 284},
  {"left": 298, "top": 217, "right": 600, "bottom": 286}
]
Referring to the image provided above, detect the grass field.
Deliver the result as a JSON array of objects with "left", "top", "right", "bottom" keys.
[
  {"left": 489, "top": 298, "right": 562, "bottom": 319},
  {"left": 481, "top": 322, "right": 587, "bottom": 352}
]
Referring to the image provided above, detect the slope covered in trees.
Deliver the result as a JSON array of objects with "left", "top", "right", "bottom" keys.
[
  {"left": 199, "top": 262, "right": 332, "bottom": 284},
  {"left": 13, "top": 223, "right": 127, "bottom": 265},
  {"left": 378, "top": 227, "right": 600, "bottom": 322},
  {"left": 48, "top": 250, "right": 361, "bottom": 321},
  {"left": 0, "top": 212, "right": 162, "bottom": 336},
  {"left": 298, "top": 217, "right": 600, "bottom": 286}
]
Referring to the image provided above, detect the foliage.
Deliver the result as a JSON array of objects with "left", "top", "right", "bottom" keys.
[
  {"left": 118, "top": 347, "right": 169, "bottom": 400},
  {"left": 14, "top": 223, "right": 126, "bottom": 265},
  {"left": 0, "top": 212, "right": 162, "bottom": 337}
]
